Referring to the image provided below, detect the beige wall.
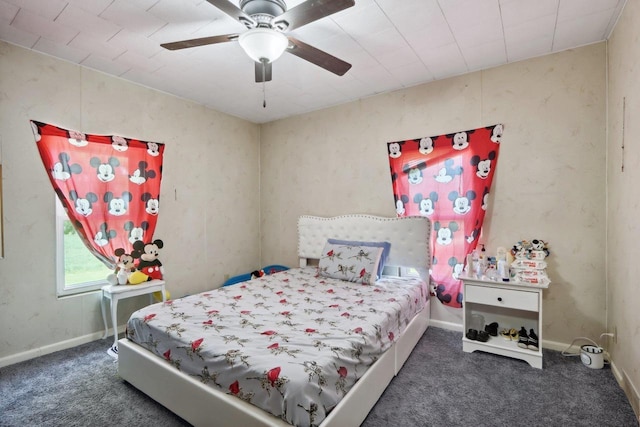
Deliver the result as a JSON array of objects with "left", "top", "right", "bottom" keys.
[
  {"left": 607, "top": 0, "right": 640, "bottom": 416},
  {"left": 2, "top": 29, "right": 635, "bottom": 413},
  {"left": 260, "top": 43, "right": 607, "bottom": 344},
  {"left": 0, "top": 41, "right": 260, "bottom": 364}
]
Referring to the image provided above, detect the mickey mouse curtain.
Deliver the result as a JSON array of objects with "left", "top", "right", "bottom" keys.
[
  {"left": 31, "top": 121, "right": 164, "bottom": 269},
  {"left": 387, "top": 125, "right": 502, "bottom": 307}
]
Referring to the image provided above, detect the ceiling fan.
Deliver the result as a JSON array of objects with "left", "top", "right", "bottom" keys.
[{"left": 161, "top": 0, "right": 355, "bottom": 83}]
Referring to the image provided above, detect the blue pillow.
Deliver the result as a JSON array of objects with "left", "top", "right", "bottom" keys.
[{"left": 327, "top": 239, "right": 391, "bottom": 278}]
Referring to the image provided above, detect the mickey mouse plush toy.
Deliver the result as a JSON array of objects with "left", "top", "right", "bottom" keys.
[
  {"left": 107, "top": 248, "right": 137, "bottom": 285},
  {"left": 132, "top": 239, "right": 164, "bottom": 280}
]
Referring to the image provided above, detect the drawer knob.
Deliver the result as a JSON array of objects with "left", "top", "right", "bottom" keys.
[{"left": 497, "top": 297, "right": 503, "bottom": 302}]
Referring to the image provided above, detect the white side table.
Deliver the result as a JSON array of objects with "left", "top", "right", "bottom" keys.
[
  {"left": 459, "top": 273, "right": 548, "bottom": 369},
  {"left": 101, "top": 279, "right": 166, "bottom": 355}
]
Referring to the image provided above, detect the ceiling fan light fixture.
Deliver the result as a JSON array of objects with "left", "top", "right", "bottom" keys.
[{"left": 238, "top": 28, "right": 288, "bottom": 63}]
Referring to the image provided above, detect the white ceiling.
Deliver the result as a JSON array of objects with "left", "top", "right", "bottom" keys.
[{"left": 0, "top": 0, "right": 627, "bottom": 123}]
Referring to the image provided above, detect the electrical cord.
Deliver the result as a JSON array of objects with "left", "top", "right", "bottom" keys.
[
  {"left": 561, "top": 336, "right": 599, "bottom": 357},
  {"left": 561, "top": 333, "right": 614, "bottom": 364},
  {"left": 600, "top": 332, "right": 615, "bottom": 341}
]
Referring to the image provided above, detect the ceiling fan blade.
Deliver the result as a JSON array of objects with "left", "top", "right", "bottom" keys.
[
  {"left": 161, "top": 34, "right": 239, "bottom": 50},
  {"left": 255, "top": 61, "right": 273, "bottom": 82},
  {"left": 286, "top": 36, "right": 351, "bottom": 76},
  {"left": 206, "top": 0, "right": 256, "bottom": 28},
  {"left": 273, "top": 0, "right": 355, "bottom": 31}
]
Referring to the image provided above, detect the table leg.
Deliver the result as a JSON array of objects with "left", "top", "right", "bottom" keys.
[
  {"left": 110, "top": 296, "right": 119, "bottom": 352},
  {"left": 100, "top": 291, "right": 108, "bottom": 340}
]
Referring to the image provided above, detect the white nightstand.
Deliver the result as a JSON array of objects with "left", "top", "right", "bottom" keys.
[
  {"left": 460, "top": 273, "right": 548, "bottom": 369},
  {"left": 100, "top": 279, "right": 166, "bottom": 356}
]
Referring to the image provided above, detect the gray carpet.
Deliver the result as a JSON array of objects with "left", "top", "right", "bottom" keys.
[{"left": 0, "top": 327, "right": 637, "bottom": 427}]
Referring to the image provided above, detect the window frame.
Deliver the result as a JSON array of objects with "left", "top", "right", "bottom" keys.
[{"left": 55, "top": 197, "right": 109, "bottom": 297}]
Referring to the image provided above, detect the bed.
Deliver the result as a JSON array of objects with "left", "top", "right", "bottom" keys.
[{"left": 118, "top": 214, "right": 431, "bottom": 427}]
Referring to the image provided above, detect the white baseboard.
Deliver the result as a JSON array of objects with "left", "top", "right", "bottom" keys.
[
  {"left": 541, "top": 338, "right": 573, "bottom": 353},
  {"left": 429, "top": 319, "right": 463, "bottom": 332},
  {"left": 0, "top": 325, "right": 126, "bottom": 369},
  {"left": 610, "top": 361, "right": 640, "bottom": 422}
]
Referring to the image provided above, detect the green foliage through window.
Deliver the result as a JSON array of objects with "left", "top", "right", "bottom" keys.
[
  {"left": 63, "top": 220, "right": 110, "bottom": 286},
  {"left": 63, "top": 220, "right": 75, "bottom": 235}
]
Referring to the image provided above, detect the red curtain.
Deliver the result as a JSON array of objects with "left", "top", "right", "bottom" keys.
[
  {"left": 387, "top": 125, "right": 502, "bottom": 307},
  {"left": 31, "top": 121, "right": 164, "bottom": 268}
]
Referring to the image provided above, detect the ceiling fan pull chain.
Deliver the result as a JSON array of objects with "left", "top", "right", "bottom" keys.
[{"left": 262, "top": 59, "right": 267, "bottom": 108}]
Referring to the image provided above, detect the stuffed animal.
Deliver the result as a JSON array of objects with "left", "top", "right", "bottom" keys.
[
  {"left": 107, "top": 248, "right": 138, "bottom": 285},
  {"left": 511, "top": 240, "right": 531, "bottom": 259},
  {"left": 531, "top": 239, "right": 550, "bottom": 257},
  {"left": 251, "top": 270, "right": 264, "bottom": 279},
  {"left": 128, "top": 270, "right": 151, "bottom": 285},
  {"left": 132, "top": 239, "right": 164, "bottom": 280},
  {"left": 511, "top": 239, "right": 550, "bottom": 260}
]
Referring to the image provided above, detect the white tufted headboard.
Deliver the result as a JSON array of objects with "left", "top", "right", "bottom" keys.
[{"left": 298, "top": 214, "right": 431, "bottom": 280}]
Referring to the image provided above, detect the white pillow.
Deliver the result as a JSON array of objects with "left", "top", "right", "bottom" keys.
[
  {"left": 327, "top": 239, "right": 391, "bottom": 278},
  {"left": 318, "top": 242, "right": 384, "bottom": 285}
]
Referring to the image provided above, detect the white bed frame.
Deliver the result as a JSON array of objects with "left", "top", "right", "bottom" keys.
[{"left": 118, "top": 214, "right": 431, "bottom": 427}]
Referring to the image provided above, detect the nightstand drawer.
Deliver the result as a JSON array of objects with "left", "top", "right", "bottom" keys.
[{"left": 465, "top": 284, "right": 538, "bottom": 311}]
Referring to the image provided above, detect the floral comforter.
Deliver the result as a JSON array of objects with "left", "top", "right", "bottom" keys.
[{"left": 126, "top": 267, "right": 427, "bottom": 427}]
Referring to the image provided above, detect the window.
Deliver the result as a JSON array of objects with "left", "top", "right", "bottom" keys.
[
  {"left": 56, "top": 198, "right": 110, "bottom": 297},
  {"left": 34, "top": 121, "right": 164, "bottom": 292}
]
